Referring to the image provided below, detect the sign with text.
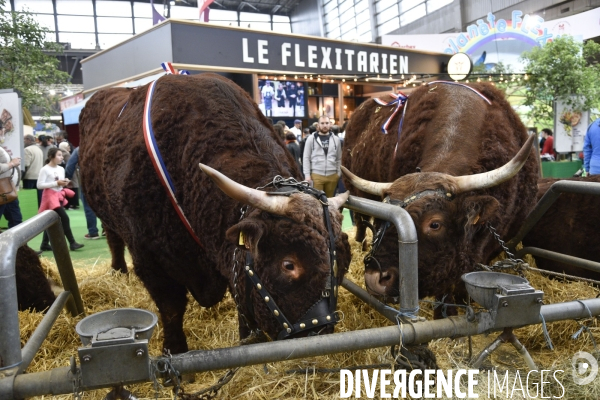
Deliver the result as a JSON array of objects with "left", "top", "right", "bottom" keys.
[{"left": 170, "top": 23, "right": 449, "bottom": 76}]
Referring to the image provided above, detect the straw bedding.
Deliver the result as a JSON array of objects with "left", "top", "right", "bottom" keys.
[{"left": 19, "top": 229, "right": 600, "bottom": 399}]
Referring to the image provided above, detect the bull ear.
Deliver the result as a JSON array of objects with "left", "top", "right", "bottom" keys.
[
  {"left": 462, "top": 195, "right": 500, "bottom": 226},
  {"left": 226, "top": 220, "right": 266, "bottom": 253}
]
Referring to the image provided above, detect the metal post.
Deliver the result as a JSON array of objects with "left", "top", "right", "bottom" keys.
[
  {"left": 507, "top": 180, "right": 600, "bottom": 251},
  {"left": 516, "top": 247, "right": 600, "bottom": 274},
  {"left": 344, "top": 196, "right": 419, "bottom": 314},
  {"left": 47, "top": 223, "right": 85, "bottom": 317},
  {"left": 340, "top": 278, "right": 400, "bottom": 323}
]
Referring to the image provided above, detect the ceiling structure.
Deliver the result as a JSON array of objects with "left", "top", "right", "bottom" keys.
[{"left": 127, "top": 0, "right": 304, "bottom": 16}]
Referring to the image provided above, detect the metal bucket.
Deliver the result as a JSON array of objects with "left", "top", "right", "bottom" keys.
[
  {"left": 462, "top": 272, "right": 529, "bottom": 310},
  {"left": 76, "top": 308, "right": 158, "bottom": 346}
]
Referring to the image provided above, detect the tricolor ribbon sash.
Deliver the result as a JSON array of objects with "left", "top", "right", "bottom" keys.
[
  {"left": 373, "top": 92, "right": 409, "bottom": 135},
  {"left": 143, "top": 79, "right": 203, "bottom": 247},
  {"left": 161, "top": 62, "right": 190, "bottom": 75},
  {"left": 373, "top": 92, "right": 409, "bottom": 157},
  {"left": 426, "top": 80, "right": 492, "bottom": 105}
]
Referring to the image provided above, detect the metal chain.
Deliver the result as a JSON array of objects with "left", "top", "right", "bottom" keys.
[
  {"left": 71, "top": 368, "right": 83, "bottom": 400},
  {"left": 255, "top": 175, "right": 308, "bottom": 191},
  {"left": 232, "top": 206, "right": 251, "bottom": 331},
  {"left": 178, "top": 368, "right": 240, "bottom": 400},
  {"left": 486, "top": 222, "right": 524, "bottom": 263},
  {"left": 483, "top": 222, "right": 600, "bottom": 285}
]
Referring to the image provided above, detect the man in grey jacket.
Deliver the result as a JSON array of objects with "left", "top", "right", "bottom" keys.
[{"left": 302, "top": 115, "right": 342, "bottom": 197}]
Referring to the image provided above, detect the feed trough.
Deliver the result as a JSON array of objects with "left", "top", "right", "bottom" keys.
[
  {"left": 462, "top": 271, "right": 531, "bottom": 310},
  {"left": 76, "top": 308, "right": 158, "bottom": 346}
]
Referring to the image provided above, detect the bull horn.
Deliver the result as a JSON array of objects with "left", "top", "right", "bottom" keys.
[
  {"left": 199, "top": 163, "right": 291, "bottom": 216},
  {"left": 453, "top": 133, "right": 535, "bottom": 193},
  {"left": 341, "top": 166, "right": 393, "bottom": 197},
  {"left": 328, "top": 190, "right": 349, "bottom": 210}
]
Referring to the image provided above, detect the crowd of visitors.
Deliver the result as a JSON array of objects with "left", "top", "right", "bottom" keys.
[{"left": 1, "top": 130, "right": 103, "bottom": 255}]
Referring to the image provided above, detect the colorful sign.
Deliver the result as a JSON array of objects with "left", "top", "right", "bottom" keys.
[{"left": 382, "top": 8, "right": 600, "bottom": 71}]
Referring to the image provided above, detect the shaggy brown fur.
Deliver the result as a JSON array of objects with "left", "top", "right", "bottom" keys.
[
  {"left": 342, "top": 82, "right": 539, "bottom": 312},
  {"left": 15, "top": 245, "right": 56, "bottom": 312},
  {"left": 79, "top": 73, "right": 350, "bottom": 353},
  {"left": 522, "top": 175, "right": 600, "bottom": 280}
]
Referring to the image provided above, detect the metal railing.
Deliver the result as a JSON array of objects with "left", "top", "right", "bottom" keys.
[
  {"left": 0, "top": 211, "right": 84, "bottom": 376},
  {"left": 506, "top": 180, "right": 600, "bottom": 273},
  {"left": 4, "top": 196, "right": 600, "bottom": 398}
]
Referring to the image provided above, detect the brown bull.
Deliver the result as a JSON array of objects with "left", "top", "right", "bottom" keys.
[
  {"left": 341, "top": 82, "right": 539, "bottom": 314},
  {"left": 522, "top": 175, "right": 600, "bottom": 280},
  {"left": 79, "top": 73, "right": 351, "bottom": 354}
]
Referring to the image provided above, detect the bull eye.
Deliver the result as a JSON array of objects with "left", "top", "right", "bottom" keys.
[
  {"left": 283, "top": 261, "right": 295, "bottom": 271},
  {"left": 430, "top": 222, "right": 441, "bottom": 230}
]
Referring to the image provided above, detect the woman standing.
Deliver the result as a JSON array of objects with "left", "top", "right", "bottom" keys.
[{"left": 37, "top": 148, "right": 84, "bottom": 252}]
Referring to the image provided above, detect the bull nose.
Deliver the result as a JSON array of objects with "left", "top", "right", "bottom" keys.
[{"left": 364, "top": 269, "right": 400, "bottom": 299}]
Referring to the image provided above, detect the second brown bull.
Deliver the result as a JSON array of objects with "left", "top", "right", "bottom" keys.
[{"left": 342, "top": 82, "right": 539, "bottom": 316}]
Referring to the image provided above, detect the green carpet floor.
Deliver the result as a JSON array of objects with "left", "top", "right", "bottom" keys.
[{"left": 1, "top": 189, "right": 355, "bottom": 266}]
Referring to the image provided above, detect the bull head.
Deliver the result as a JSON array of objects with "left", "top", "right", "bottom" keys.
[
  {"left": 342, "top": 133, "right": 535, "bottom": 196},
  {"left": 199, "top": 163, "right": 349, "bottom": 212}
]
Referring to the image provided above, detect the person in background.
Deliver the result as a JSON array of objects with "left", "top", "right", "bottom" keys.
[
  {"left": 299, "top": 127, "right": 310, "bottom": 163},
  {"left": 275, "top": 83, "right": 286, "bottom": 108},
  {"left": 540, "top": 128, "right": 556, "bottom": 161},
  {"left": 302, "top": 115, "right": 342, "bottom": 197},
  {"left": 38, "top": 135, "right": 55, "bottom": 165},
  {"left": 261, "top": 81, "right": 274, "bottom": 117},
  {"left": 22, "top": 134, "right": 44, "bottom": 207},
  {"left": 66, "top": 147, "right": 100, "bottom": 239},
  {"left": 290, "top": 119, "right": 302, "bottom": 141},
  {"left": 273, "top": 123, "right": 285, "bottom": 140},
  {"left": 0, "top": 147, "right": 23, "bottom": 229},
  {"left": 37, "top": 148, "right": 84, "bottom": 252},
  {"left": 285, "top": 132, "right": 302, "bottom": 171},
  {"left": 58, "top": 142, "right": 79, "bottom": 209},
  {"left": 583, "top": 117, "right": 600, "bottom": 175}
]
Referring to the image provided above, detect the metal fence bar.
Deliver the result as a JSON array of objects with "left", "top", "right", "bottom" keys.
[
  {"left": 507, "top": 180, "right": 600, "bottom": 251},
  {"left": 344, "top": 196, "right": 419, "bottom": 314},
  {"left": 7, "top": 298, "right": 600, "bottom": 398},
  {"left": 516, "top": 247, "right": 600, "bottom": 274},
  {"left": 340, "top": 278, "right": 399, "bottom": 323},
  {"left": 18, "top": 291, "right": 73, "bottom": 375},
  {"left": 0, "top": 211, "right": 83, "bottom": 373}
]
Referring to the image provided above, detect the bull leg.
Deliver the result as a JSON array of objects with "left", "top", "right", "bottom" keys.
[
  {"left": 105, "top": 228, "right": 128, "bottom": 274},
  {"left": 132, "top": 257, "right": 189, "bottom": 354}
]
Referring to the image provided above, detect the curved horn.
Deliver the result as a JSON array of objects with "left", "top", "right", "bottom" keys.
[
  {"left": 328, "top": 190, "right": 349, "bottom": 210},
  {"left": 341, "top": 166, "right": 393, "bottom": 197},
  {"left": 199, "top": 163, "right": 291, "bottom": 216},
  {"left": 453, "top": 133, "right": 536, "bottom": 193}
]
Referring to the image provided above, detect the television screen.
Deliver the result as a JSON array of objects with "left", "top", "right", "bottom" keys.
[{"left": 258, "top": 80, "right": 305, "bottom": 118}]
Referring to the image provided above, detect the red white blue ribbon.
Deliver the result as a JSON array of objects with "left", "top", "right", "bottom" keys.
[
  {"left": 373, "top": 92, "right": 409, "bottom": 135},
  {"left": 161, "top": 62, "right": 190, "bottom": 75},
  {"left": 143, "top": 79, "right": 203, "bottom": 247},
  {"left": 373, "top": 92, "right": 409, "bottom": 157},
  {"left": 426, "top": 80, "right": 491, "bottom": 105}
]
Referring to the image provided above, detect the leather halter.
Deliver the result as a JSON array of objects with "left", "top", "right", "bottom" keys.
[{"left": 238, "top": 179, "right": 341, "bottom": 340}]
